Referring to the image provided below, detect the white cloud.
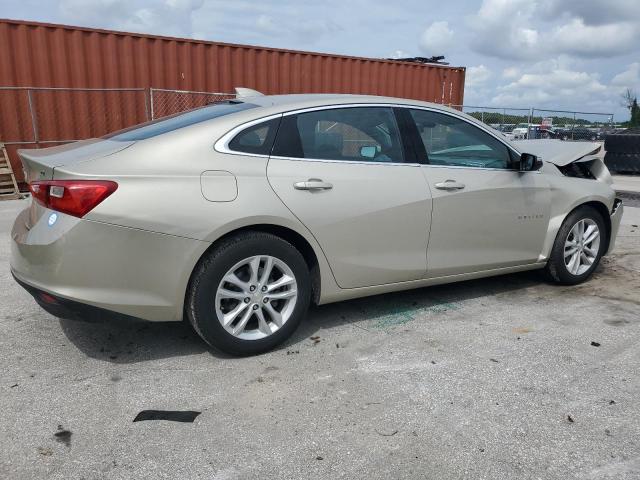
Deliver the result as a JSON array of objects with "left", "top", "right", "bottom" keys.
[
  {"left": 539, "top": 0, "right": 640, "bottom": 26},
  {"left": 490, "top": 62, "right": 609, "bottom": 108},
  {"left": 418, "top": 21, "right": 454, "bottom": 55},
  {"left": 390, "top": 50, "right": 411, "bottom": 59},
  {"left": 502, "top": 67, "right": 520, "bottom": 79},
  {"left": 58, "top": 0, "right": 204, "bottom": 37},
  {"left": 468, "top": 0, "right": 640, "bottom": 60},
  {"left": 611, "top": 63, "right": 640, "bottom": 88},
  {"left": 550, "top": 19, "right": 637, "bottom": 57},
  {"left": 466, "top": 65, "right": 492, "bottom": 87}
]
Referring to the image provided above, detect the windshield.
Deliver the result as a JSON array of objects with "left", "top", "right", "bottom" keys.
[{"left": 104, "top": 101, "right": 257, "bottom": 141}]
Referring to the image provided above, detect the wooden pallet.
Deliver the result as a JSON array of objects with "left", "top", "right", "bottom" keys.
[{"left": 0, "top": 143, "right": 22, "bottom": 200}]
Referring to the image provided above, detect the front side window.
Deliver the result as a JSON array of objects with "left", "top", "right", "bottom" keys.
[
  {"left": 409, "top": 109, "right": 513, "bottom": 169},
  {"left": 272, "top": 107, "right": 404, "bottom": 163}
]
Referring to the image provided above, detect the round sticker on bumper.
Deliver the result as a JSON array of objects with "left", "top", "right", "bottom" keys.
[{"left": 47, "top": 213, "right": 58, "bottom": 227}]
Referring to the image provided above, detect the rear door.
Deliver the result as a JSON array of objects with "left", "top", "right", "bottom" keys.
[
  {"left": 405, "top": 108, "right": 551, "bottom": 277},
  {"left": 266, "top": 106, "right": 432, "bottom": 289}
]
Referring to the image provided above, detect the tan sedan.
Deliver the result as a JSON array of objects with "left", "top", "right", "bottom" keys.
[{"left": 11, "top": 92, "right": 623, "bottom": 355}]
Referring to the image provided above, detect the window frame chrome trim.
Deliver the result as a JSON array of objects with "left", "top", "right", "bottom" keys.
[
  {"left": 213, "top": 102, "right": 525, "bottom": 166},
  {"left": 214, "top": 113, "right": 283, "bottom": 158}
]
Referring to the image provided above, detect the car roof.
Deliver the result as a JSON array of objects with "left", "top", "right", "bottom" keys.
[{"left": 244, "top": 93, "right": 459, "bottom": 114}]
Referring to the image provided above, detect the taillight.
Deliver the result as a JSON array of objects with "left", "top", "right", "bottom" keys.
[{"left": 28, "top": 180, "right": 118, "bottom": 218}]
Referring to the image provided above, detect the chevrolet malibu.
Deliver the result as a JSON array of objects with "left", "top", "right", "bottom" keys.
[{"left": 11, "top": 92, "right": 623, "bottom": 355}]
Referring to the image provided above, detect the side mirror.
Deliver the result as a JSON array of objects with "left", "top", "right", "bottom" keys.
[
  {"left": 360, "top": 145, "right": 377, "bottom": 159},
  {"left": 520, "top": 153, "right": 543, "bottom": 171}
]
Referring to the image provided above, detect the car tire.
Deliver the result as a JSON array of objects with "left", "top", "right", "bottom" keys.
[
  {"left": 545, "top": 206, "right": 607, "bottom": 285},
  {"left": 187, "top": 231, "right": 311, "bottom": 356}
]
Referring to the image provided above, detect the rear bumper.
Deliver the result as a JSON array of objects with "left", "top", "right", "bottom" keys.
[
  {"left": 13, "top": 272, "right": 142, "bottom": 323},
  {"left": 10, "top": 206, "right": 209, "bottom": 322},
  {"left": 607, "top": 198, "right": 623, "bottom": 254}
]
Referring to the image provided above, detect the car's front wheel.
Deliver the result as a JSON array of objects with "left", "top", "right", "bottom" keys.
[
  {"left": 187, "top": 232, "right": 311, "bottom": 355},
  {"left": 545, "top": 206, "right": 606, "bottom": 285}
]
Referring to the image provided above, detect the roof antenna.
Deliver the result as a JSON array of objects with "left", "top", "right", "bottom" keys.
[{"left": 234, "top": 87, "right": 264, "bottom": 98}]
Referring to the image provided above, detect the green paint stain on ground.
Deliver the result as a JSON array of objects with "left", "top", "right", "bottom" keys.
[{"left": 371, "top": 301, "right": 460, "bottom": 329}]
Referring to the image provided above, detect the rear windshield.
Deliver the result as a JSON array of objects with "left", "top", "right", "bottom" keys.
[{"left": 104, "top": 101, "right": 257, "bottom": 141}]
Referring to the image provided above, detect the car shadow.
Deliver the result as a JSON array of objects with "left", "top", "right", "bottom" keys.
[{"left": 58, "top": 269, "right": 547, "bottom": 363}]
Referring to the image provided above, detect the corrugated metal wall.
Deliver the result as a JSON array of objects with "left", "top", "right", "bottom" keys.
[{"left": 0, "top": 19, "right": 466, "bottom": 183}]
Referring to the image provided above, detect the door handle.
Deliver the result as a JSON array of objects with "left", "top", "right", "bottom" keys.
[
  {"left": 434, "top": 179, "right": 465, "bottom": 191},
  {"left": 293, "top": 178, "right": 333, "bottom": 191}
]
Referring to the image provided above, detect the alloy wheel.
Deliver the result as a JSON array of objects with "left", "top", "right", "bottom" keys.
[
  {"left": 214, "top": 255, "right": 298, "bottom": 340},
  {"left": 564, "top": 218, "right": 600, "bottom": 276}
]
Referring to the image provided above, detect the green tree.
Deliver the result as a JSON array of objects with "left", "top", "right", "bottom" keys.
[{"left": 631, "top": 98, "right": 640, "bottom": 127}]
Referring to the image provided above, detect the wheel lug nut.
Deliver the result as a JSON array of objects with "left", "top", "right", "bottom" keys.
[
  {"left": 261, "top": 286, "right": 267, "bottom": 292},
  {"left": 244, "top": 297, "right": 250, "bottom": 303},
  {"left": 252, "top": 304, "right": 259, "bottom": 310},
  {"left": 249, "top": 285, "right": 256, "bottom": 292},
  {"left": 263, "top": 298, "right": 269, "bottom": 303}
]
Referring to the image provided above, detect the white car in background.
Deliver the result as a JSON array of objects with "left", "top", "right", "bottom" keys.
[{"left": 512, "top": 123, "right": 539, "bottom": 139}]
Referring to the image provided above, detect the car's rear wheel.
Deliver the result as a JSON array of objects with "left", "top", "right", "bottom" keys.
[
  {"left": 545, "top": 206, "right": 606, "bottom": 284},
  {"left": 187, "top": 232, "right": 311, "bottom": 355}
]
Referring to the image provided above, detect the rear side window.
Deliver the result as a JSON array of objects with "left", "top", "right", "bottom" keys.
[
  {"left": 228, "top": 117, "right": 281, "bottom": 155},
  {"left": 105, "top": 102, "right": 257, "bottom": 141},
  {"left": 272, "top": 107, "right": 404, "bottom": 163}
]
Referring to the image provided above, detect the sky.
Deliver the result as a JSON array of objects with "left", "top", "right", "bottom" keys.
[{"left": 2, "top": 0, "right": 639, "bottom": 121}]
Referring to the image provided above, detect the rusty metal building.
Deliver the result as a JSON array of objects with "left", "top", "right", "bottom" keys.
[{"left": 0, "top": 18, "right": 466, "bottom": 183}]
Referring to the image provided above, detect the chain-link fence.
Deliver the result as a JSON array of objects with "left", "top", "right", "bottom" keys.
[
  {"left": 0, "top": 87, "right": 149, "bottom": 145},
  {"left": 453, "top": 105, "right": 615, "bottom": 142},
  {"left": 149, "top": 88, "right": 235, "bottom": 120},
  {"left": 452, "top": 105, "right": 532, "bottom": 139},
  {"left": 1, "top": 87, "right": 618, "bottom": 146},
  {"left": 0, "top": 87, "right": 236, "bottom": 147},
  {"left": 530, "top": 108, "right": 615, "bottom": 141}
]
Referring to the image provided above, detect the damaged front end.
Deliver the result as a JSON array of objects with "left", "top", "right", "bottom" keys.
[{"left": 512, "top": 139, "right": 612, "bottom": 184}]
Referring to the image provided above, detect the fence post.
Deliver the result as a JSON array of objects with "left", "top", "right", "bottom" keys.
[
  {"left": 528, "top": 108, "right": 533, "bottom": 139},
  {"left": 144, "top": 88, "right": 151, "bottom": 122},
  {"left": 149, "top": 88, "right": 155, "bottom": 121},
  {"left": 572, "top": 112, "right": 576, "bottom": 140},
  {"left": 27, "top": 89, "right": 39, "bottom": 145}
]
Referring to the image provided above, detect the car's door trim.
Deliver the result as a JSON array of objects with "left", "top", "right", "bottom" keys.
[
  {"left": 421, "top": 164, "right": 541, "bottom": 173},
  {"left": 214, "top": 103, "right": 525, "bottom": 161},
  {"left": 268, "top": 155, "right": 421, "bottom": 167}
]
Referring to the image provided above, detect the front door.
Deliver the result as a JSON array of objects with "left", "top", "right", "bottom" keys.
[
  {"left": 405, "top": 108, "right": 551, "bottom": 277},
  {"left": 267, "top": 106, "right": 432, "bottom": 289}
]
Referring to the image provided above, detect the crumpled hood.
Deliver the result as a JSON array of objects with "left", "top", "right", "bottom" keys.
[{"left": 512, "top": 139, "right": 602, "bottom": 166}]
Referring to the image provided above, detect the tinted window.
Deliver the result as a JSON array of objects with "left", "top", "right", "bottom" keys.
[
  {"left": 272, "top": 107, "right": 404, "bottom": 163},
  {"left": 410, "top": 109, "right": 513, "bottom": 169},
  {"left": 105, "top": 102, "right": 257, "bottom": 141},
  {"left": 228, "top": 117, "right": 280, "bottom": 155}
]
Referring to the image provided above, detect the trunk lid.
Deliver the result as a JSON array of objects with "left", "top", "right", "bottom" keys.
[{"left": 18, "top": 138, "right": 134, "bottom": 182}]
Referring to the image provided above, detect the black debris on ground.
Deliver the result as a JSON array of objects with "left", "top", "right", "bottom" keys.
[
  {"left": 133, "top": 410, "right": 201, "bottom": 423},
  {"left": 375, "top": 428, "right": 398, "bottom": 436},
  {"left": 591, "top": 341, "right": 601, "bottom": 347},
  {"left": 54, "top": 425, "right": 72, "bottom": 447}
]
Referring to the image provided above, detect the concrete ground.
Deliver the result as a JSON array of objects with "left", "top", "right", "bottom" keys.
[
  {"left": 613, "top": 174, "right": 640, "bottom": 195},
  {"left": 1, "top": 198, "right": 639, "bottom": 480}
]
